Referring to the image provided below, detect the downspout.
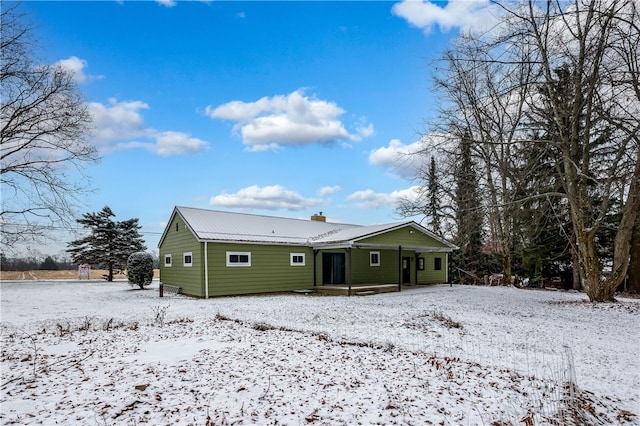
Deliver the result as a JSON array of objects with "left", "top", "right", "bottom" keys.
[
  {"left": 347, "top": 247, "right": 352, "bottom": 296},
  {"left": 446, "top": 252, "right": 450, "bottom": 287},
  {"left": 398, "top": 245, "right": 402, "bottom": 292},
  {"left": 313, "top": 249, "right": 318, "bottom": 287},
  {"left": 204, "top": 241, "right": 209, "bottom": 299}
]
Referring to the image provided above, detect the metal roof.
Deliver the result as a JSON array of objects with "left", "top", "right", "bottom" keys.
[{"left": 159, "top": 206, "right": 456, "bottom": 250}]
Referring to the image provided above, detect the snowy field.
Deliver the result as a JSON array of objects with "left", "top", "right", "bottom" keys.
[{"left": 1, "top": 280, "right": 638, "bottom": 425}]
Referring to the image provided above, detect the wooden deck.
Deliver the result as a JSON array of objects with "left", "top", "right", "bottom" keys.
[{"left": 312, "top": 283, "right": 400, "bottom": 296}]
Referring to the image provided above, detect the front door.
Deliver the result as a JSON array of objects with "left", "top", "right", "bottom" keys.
[
  {"left": 322, "top": 252, "right": 345, "bottom": 285},
  {"left": 402, "top": 257, "right": 411, "bottom": 284}
]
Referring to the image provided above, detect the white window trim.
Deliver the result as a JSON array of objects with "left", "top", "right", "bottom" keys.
[
  {"left": 370, "top": 251, "right": 380, "bottom": 266},
  {"left": 290, "top": 253, "right": 306, "bottom": 266},
  {"left": 183, "top": 252, "right": 193, "bottom": 267},
  {"left": 226, "top": 251, "right": 251, "bottom": 267},
  {"left": 164, "top": 254, "right": 172, "bottom": 267}
]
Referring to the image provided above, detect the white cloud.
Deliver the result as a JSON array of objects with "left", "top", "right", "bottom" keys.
[
  {"left": 156, "top": 0, "right": 176, "bottom": 7},
  {"left": 391, "top": 0, "right": 501, "bottom": 35},
  {"left": 88, "top": 98, "right": 150, "bottom": 141},
  {"left": 317, "top": 186, "right": 342, "bottom": 197},
  {"left": 347, "top": 186, "right": 421, "bottom": 209},
  {"left": 205, "top": 90, "right": 372, "bottom": 151},
  {"left": 55, "top": 56, "right": 103, "bottom": 84},
  {"left": 209, "top": 185, "right": 322, "bottom": 211},
  {"left": 88, "top": 98, "right": 209, "bottom": 156},
  {"left": 355, "top": 122, "right": 375, "bottom": 139},
  {"left": 117, "top": 131, "right": 209, "bottom": 157},
  {"left": 369, "top": 139, "right": 425, "bottom": 179},
  {"left": 153, "top": 132, "right": 208, "bottom": 156}
]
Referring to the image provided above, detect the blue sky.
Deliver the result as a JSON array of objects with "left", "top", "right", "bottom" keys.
[{"left": 16, "top": 0, "right": 500, "bottom": 255}]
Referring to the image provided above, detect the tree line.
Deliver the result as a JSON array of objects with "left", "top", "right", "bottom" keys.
[
  {"left": 401, "top": 0, "right": 639, "bottom": 301},
  {"left": 0, "top": 254, "right": 76, "bottom": 272}
]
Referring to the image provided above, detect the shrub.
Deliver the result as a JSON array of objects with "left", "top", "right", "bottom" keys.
[{"left": 127, "top": 252, "right": 154, "bottom": 289}]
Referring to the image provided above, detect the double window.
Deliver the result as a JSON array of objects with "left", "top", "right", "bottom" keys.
[
  {"left": 227, "top": 251, "right": 251, "bottom": 267},
  {"left": 290, "top": 253, "right": 305, "bottom": 266}
]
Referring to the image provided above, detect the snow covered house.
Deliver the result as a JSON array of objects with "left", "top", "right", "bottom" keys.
[{"left": 158, "top": 206, "right": 457, "bottom": 298}]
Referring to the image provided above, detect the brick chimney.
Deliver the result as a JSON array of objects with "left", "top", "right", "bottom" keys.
[{"left": 311, "top": 212, "right": 326, "bottom": 222}]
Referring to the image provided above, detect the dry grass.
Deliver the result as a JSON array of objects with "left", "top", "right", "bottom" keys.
[{"left": 0, "top": 269, "right": 160, "bottom": 281}]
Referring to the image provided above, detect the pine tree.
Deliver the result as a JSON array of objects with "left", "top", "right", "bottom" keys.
[
  {"left": 127, "top": 251, "right": 154, "bottom": 289},
  {"left": 40, "top": 256, "right": 58, "bottom": 270},
  {"left": 427, "top": 156, "right": 442, "bottom": 236},
  {"left": 627, "top": 214, "right": 640, "bottom": 294},
  {"left": 452, "top": 134, "right": 485, "bottom": 283},
  {"left": 67, "top": 206, "right": 146, "bottom": 281}
]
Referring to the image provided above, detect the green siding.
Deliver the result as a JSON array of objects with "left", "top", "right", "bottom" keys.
[
  {"left": 314, "top": 248, "right": 419, "bottom": 285},
  {"left": 351, "top": 249, "right": 404, "bottom": 284},
  {"left": 207, "top": 243, "right": 314, "bottom": 297},
  {"left": 358, "top": 225, "right": 449, "bottom": 248},
  {"left": 160, "top": 213, "right": 452, "bottom": 296},
  {"left": 417, "top": 252, "right": 448, "bottom": 284},
  {"left": 159, "top": 213, "right": 203, "bottom": 296}
]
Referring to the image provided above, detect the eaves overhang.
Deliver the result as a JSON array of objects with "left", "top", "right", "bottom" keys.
[{"left": 310, "top": 241, "right": 456, "bottom": 252}]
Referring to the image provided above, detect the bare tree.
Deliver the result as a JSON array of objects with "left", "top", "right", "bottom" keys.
[
  {"left": 427, "top": 33, "right": 535, "bottom": 285},
  {"left": 0, "top": 4, "right": 98, "bottom": 251},
  {"left": 406, "top": 0, "right": 637, "bottom": 300},
  {"left": 515, "top": 0, "right": 640, "bottom": 301}
]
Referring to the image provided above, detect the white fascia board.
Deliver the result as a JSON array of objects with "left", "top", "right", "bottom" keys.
[
  {"left": 195, "top": 238, "right": 309, "bottom": 247},
  {"left": 310, "top": 242, "right": 353, "bottom": 250},
  {"left": 353, "top": 243, "right": 455, "bottom": 252}
]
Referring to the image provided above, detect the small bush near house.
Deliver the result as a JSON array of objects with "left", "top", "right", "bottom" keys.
[{"left": 127, "top": 252, "right": 154, "bottom": 289}]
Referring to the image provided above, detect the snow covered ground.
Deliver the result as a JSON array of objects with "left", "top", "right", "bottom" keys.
[{"left": 1, "top": 280, "right": 638, "bottom": 425}]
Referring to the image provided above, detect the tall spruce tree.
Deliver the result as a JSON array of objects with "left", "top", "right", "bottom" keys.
[
  {"left": 427, "top": 156, "right": 442, "bottom": 236},
  {"left": 452, "top": 134, "right": 484, "bottom": 283},
  {"left": 513, "top": 134, "right": 573, "bottom": 287},
  {"left": 627, "top": 214, "right": 640, "bottom": 294},
  {"left": 67, "top": 206, "right": 146, "bottom": 281}
]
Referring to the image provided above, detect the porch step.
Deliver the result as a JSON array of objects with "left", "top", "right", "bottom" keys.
[{"left": 314, "top": 284, "right": 400, "bottom": 296}]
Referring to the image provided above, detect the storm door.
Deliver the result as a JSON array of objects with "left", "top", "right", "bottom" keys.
[
  {"left": 322, "top": 252, "right": 346, "bottom": 285},
  {"left": 402, "top": 256, "right": 411, "bottom": 284}
]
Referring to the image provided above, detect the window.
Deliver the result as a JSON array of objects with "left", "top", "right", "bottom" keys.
[
  {"left": 175, "top": 222, "right": 179, "bottom": 232},
  {"left": 227, "top": 251, "right": 251, "bottom": 267},
  {"left": 434, "top": 257, "right": 442, "bottom": 271},
  {"left": 164, "top": 254, "right": 172, "bottom": 267},
  {"left": 370, "top": 251, "right": 380, "bottom": 266},
  {"left": 290, "top": 253, "right": 305, "bottom": 266},
  {"left": 417, "top": 257, "right": 425, "bottom": 271},
  {"left": 183, "top": 252, "right": 193, "bottom": 267}
]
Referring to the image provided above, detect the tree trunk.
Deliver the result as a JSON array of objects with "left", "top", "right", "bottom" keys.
[
  {"left": 576, "top": 231, "right": 611, "bottom": 301},
  {"left": 580, "top": 152, "right": 640, "bottom": 301},
  {"left": 571, "top": 240, "right": 581, "bottom": 291},
  {"left": 502, "top": 251, "right": 512, "bottom": 286},
  {"left": 628, "top": 214, "right": 640, "bottom": 294}
]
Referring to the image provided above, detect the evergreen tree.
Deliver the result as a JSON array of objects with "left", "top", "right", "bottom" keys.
[
  {"left": 626, "top": 213, "right": 640, "bottom": 294},
  {"left": 452, "top": 134, "right": 485, "bottom": 283},
  {"left": 127, "top": 251, "right": 154, "bottom": 290},
  {"left": 40, "top": 256, "right": 59, "bottom": 270},
  {"left": 67, "top": 206, "right": 146, "bottom": 281},
  {"left": 512, "top": 134, "right": 573, "bottom": 287},
  {"left": 427, "top": 156, "right": 442, "bottom": 236}
]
